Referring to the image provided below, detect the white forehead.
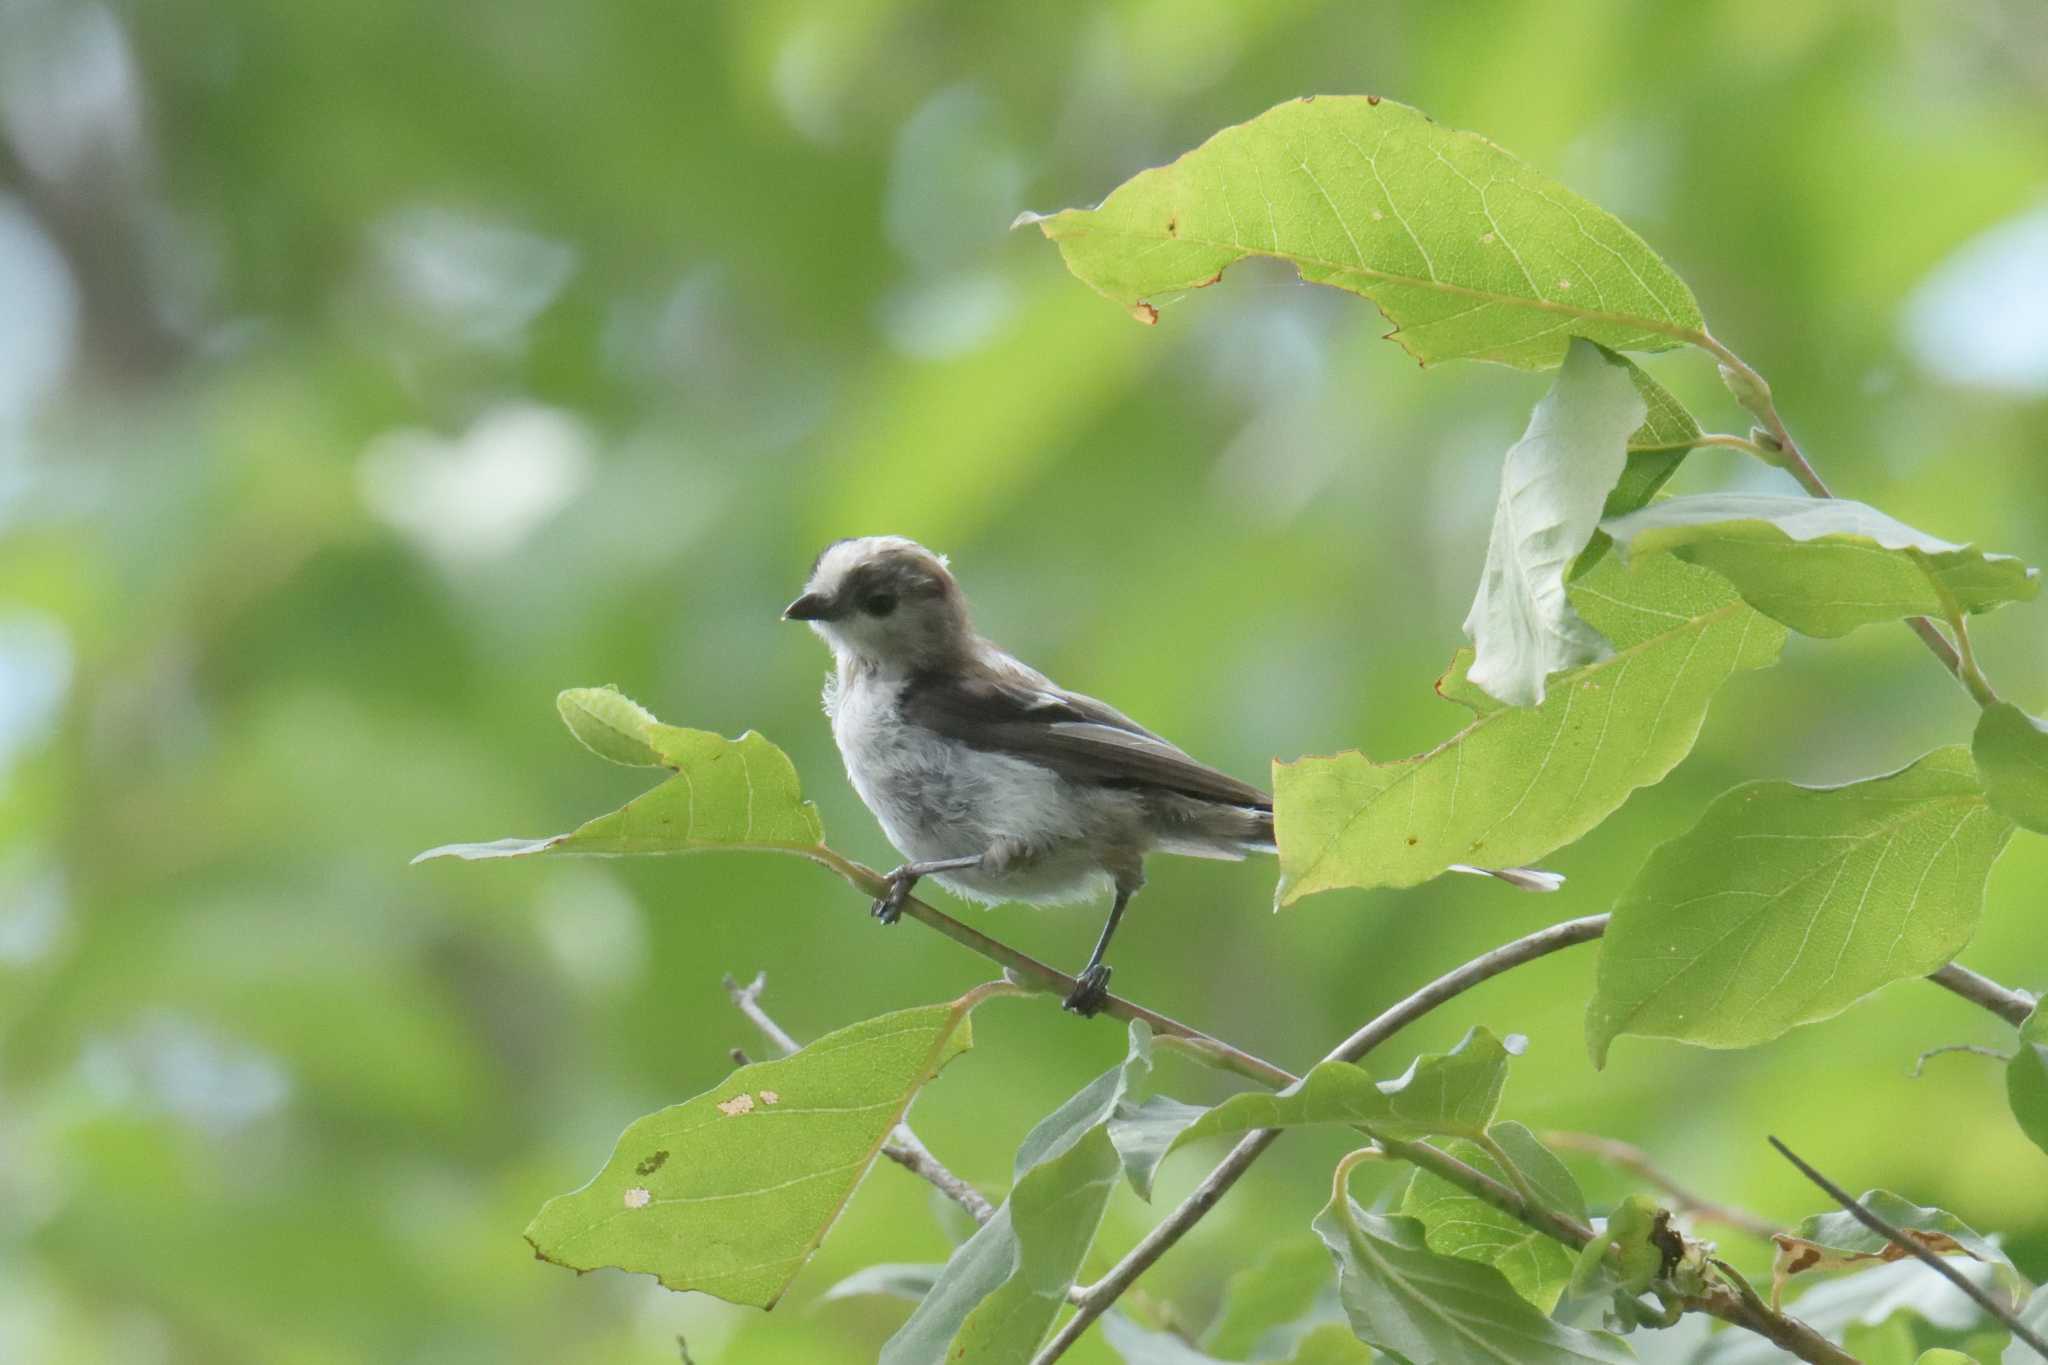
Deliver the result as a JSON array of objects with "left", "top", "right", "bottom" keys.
[{"left": 807, "top": 536, "right": 948, "bottom": 592}]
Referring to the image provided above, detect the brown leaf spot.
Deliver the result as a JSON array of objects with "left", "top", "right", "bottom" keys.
[
  {"left": 759, "top": 1090, "right": 781, "bottom": 1105},
  {"left": 1130, "top": 302, "right": 1160, "bottom": 326},
  {"left": 623, "top": 1186, "right": 652, "bottom": 1209},
  {"left": 717, "top": 1093, "right": 756, "bottom": 1117},
  {"left": 635, "top": 1150, "right": 669, "bottom": 1176},
  {"left": 1300, "top": 94, "right": 1316, "bottom": 103},
  {"left": 1366, "top": 94, "right": 1382, "bottom": 106},
  {"left": 1479, "top": 231, "right": 1497, "bottom": 245},
  {"left": 1166, "top": 214, "right": 1178, "bottom": 237},
  {"left": 1557, "top": 278, "right": 1573, "bottom": 291},
  {"left": 1406, "top": 836, "right": 1419, "bottom": 846},
  {"left": 1196, "top": 270, "right": 1223, "bottom": 289}
]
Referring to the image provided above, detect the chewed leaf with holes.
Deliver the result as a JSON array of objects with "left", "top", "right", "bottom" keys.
[
  {"left": 525, "top": 987, "right": 999, "bottom": 1306},
  {"left": 413, "top": 687, "right": 825, "bottom": 862},
  {"left": 1587, "top": 748, "right": 2014, "bottom": 1066},
  {"left": 1275, "top": 553, "right": 1784, "bottom": 903},
  {"left": 1028, "top": 95, "right": 1702, "bottom": 369},
  {"left": 1602, "top": 494, "right": 2040, "bottom": 638},
  {"left": 1769, "top": 1190, "right": 2028, "bottom": 1311}
]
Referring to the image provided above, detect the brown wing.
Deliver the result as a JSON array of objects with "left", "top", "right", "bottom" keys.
[{"left": 899, "top": 667, "right": 1271, "bottom": 810}]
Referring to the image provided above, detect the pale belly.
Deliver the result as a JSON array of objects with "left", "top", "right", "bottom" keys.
[{"left": 831, "top": 677, "right": 1120, "bottom": 906}]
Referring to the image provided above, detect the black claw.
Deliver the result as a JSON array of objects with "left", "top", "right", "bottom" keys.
[
  {"left": 872, "top": 867, "right": 916, "bottom": 926},
  {"left": 1062, "top": 964, "right": 1113, "bottom": 1017}
]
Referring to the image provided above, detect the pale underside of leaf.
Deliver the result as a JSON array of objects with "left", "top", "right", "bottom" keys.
[
  {"left": 1275, "top": 554, "right": 1785, "bottom": 903},
  {"left": 1032, "top": 95, "right": 1704, "bottom": 370},
  {"left": 1587, "top": 747, "right": 2015, "bottom": 1066},
  {"left": 1603, "top": 494, "right": 2040, "bottom": 638},
  {"left": 524, "top": 988, "right": 995, "bottom": 1308},
  {"left": 1463, "top": 338, "right": 1646, "bottom": 707}
]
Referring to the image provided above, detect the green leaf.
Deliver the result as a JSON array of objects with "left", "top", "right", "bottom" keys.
[
  {"left": 1605, "top": 358, "right": 1706, "bottom": 522},
  {"left": 523, "top": 987, "right": 997, "bottom": 1307},
  {"left": 1463, "top": 338, "right": 1647, "bottom": 707},
  {"left": 1973, "top": 703, "right": 2048, "bottom": 834},
  {"left": 1771, "top": 1190, "right": 2030, "bottom": 1312},
  {"left": 2007, "top": 1006, "right": 2048, "bottom": 1157},
  {"left": 1313, "top": 1195, "right": 1634, "bottom": 1363},
  {"left": 882, "top": 1023, "right": 1154, "bottom": 1364},
  {"left": 1399, "top": 1123, "right": 1587, "bottom": 1312},
  {"left": 414, "top": 694, "right": 825, "bottom": 862},
  {"left": 1587, "top": 747, "right": 2015, "bottom": 1066},
  {"left": 1114, "top": 1029, "right": 1514, "bottom": 1199},
  {"left": 1109, "top": 1094, "right": 1212, "bottom": 1201},
  {"left": 1601, "top": 495, "right": 2040, "bottom": 638},
  {"left": 1915, "top": 1351, "right": 1980, "bottom": 1364},
  {"left": 1028, "top": 95, "right": 1703, "bottom": 370},
  {"left": 555, "top": 685, "right": 666, "bottom": 766},
  {"left": 1275, "top": 553, "right": 1785, "bottom": 903}
]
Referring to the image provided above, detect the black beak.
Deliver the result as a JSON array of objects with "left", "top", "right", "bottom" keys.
[{"left": 783, "top": 592, "right": 834, "bottom": 622}]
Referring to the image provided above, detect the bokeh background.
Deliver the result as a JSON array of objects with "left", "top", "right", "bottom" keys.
[{"left": 3, "top": 1, "right": 2046, "bottom": 1360}]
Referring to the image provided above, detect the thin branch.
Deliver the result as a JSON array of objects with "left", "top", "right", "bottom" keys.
[
  {"left": 1929, "top": 962, "right": 2037, "bottom": 1028},
  {"left": 1698, "top": 331, "right": 1984, "bottom": 699},
  {"left": 1543, "top": 1131, "right": 1779, "bottom": 1239},
  {"left": 792, "top": 847, "right": 2029, "bottom": 1361},
  {"left": 722, "top": 971, "right": 996, "bottom": 1226},
  {"left": 1038, "top": 916, "right": 1611, "bottom": 1361},
  {"left": 1769, "top": 1137, "right": 2048, "bottom": 1360},
  {"left": 801, "top": 848, "right": 1294, "bottom": 1089},
  {"left": 1909, "top": 1043, "right": 2012, "bottom": 1078}
]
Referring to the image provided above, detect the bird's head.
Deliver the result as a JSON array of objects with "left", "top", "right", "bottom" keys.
[{"left": 784, "top": 536, "right": 972, "bottom": 670}]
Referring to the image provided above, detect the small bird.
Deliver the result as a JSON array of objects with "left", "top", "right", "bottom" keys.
[
  {"left": 785, "top": 536, "right": 1560, "bottom": 1016},
  {"left": 784, "top": 535, "right": 1277, "bottom": 1016}
]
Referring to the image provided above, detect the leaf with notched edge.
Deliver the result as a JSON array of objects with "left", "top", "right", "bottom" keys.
[
  {"left": 414, "top": 690, "right": 825, "bottom": 863},
  {"left": 1275, "top": 553, "right": 1784, "bottom": 904},
  {"left": 1029, "top": 95, "right": 1703, "bottom": 370},
  {"left": 1587, "top": 747, "right": 2015, "bottom": 1067},
  {"left": 1769, "top": 1191, "right": 2029, "bottom": 1312},
  {"left": 524, "top": 986, "right": 1003, "bottom": 1307}
]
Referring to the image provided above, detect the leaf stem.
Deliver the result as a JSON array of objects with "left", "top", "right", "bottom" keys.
[
  {"left": 1769, "top": 1136, "right": 2048, "bottom": 1358},
  {"left": 1698, "top": 330, "right": 1997, "bottom": 702}
]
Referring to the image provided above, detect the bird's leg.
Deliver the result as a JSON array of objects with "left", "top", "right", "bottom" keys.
[
  {"left": 872, "top": 854, "right": 984, "bottom": 925},
  {"left": 1063, "top": 886, "right": 1133, "bottom": 1017}
]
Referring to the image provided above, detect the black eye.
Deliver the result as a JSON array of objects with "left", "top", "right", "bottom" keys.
[{"left": 861, "top": 591, "right": 898, "bottom": 618}]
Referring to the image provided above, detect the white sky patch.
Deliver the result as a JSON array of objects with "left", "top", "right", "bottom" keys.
[
  {"left": 358, "top": 403, "right": 594, "bottom": 568},
  {"left": 1902, "top": 201, "right": 2048, "bottom": 395},
  {"left": 0, "top": 854, "right": 66, "bottom": 966},
  {"left": 0, "top": 3, "right": 147, "bottom": 184}
]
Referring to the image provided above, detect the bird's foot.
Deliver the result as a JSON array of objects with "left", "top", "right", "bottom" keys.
[
  {"left": 1062, "top": 964, "right": 1113, "bottom": 1017},
  {"left": 871, "top": 866, "right": 918, "bottom": 926}
]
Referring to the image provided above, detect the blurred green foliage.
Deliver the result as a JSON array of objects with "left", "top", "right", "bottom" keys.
[{"left": 1, "top": 1, "right": 2045, "bottom": 1361}]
